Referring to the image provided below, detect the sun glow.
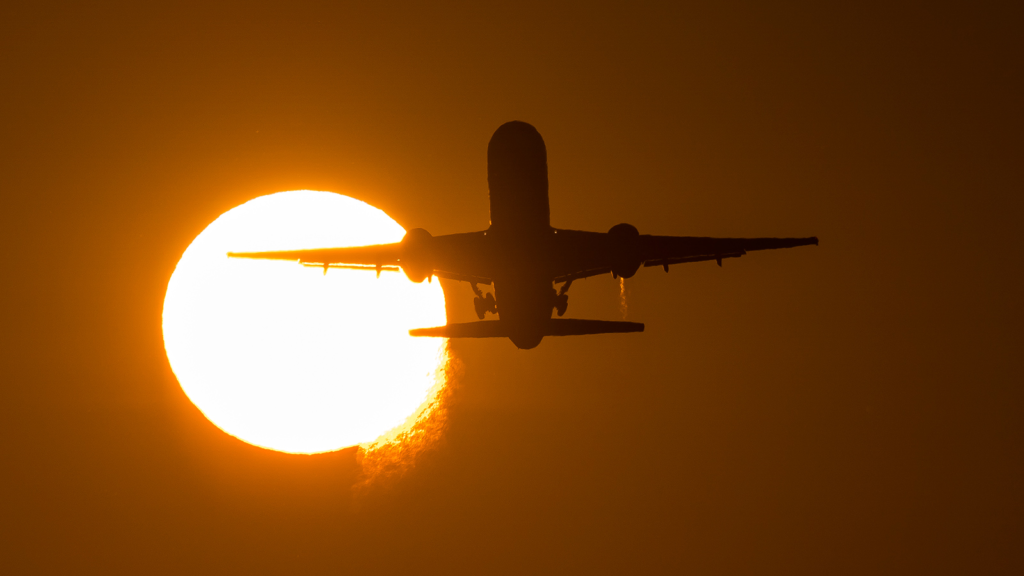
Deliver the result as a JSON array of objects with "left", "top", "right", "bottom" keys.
[{"left": 162, "top": 190, "right": 448, "bottom": 454}]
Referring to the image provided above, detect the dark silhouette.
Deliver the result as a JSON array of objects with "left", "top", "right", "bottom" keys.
[{"left": 230, "top": 121, "right": 818, "bottom": 349}]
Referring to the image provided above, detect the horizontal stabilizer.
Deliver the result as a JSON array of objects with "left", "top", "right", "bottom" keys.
[
  {"left": 545, "top": 318, "right": 644, "bottom": 336},
  {"left": 410, "top": 321, "right": 507, "bottom": 338},
  {"left": 409, "top": 318, "right": 644, "bottom": 339}
]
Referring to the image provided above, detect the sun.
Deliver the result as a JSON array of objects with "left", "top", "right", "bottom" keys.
[{"left": 162, "top": 190, "right": 447, "bottom": 454}]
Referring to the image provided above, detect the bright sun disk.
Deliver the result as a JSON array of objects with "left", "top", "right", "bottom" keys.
[{"left": 162, "top": 190, "right": 447, "bottom": 454}]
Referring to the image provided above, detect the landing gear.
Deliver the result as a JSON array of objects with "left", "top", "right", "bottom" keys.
[
  {"left": 474, "top": 293, "right": 497, "bottom": 319},
  {"left": 554, "top": 293, "right": 568, "bottom": 316},
  {"left": 553, "top": 279, "right": 572, "bottom": 317},
  {"left": 471, "top": 283, "right": 497, "bottom": 320}
]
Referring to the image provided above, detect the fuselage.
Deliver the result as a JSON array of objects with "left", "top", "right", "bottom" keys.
[
  {"left": 485, "top": 121, "right": 556, "bottom": 349},
  {"left": 418, "top": 122, "right": 649, "bottom": 348},
  {"left": 487, "top": 228, "right": 557, "bottom": 349}
]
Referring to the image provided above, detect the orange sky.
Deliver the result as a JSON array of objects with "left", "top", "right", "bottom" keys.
[{"left": 1, "top": 1, "right": 1021, "bottom": 574}]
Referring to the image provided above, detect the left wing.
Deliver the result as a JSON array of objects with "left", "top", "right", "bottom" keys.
[
  {"left": 228, "top": 244, "right": 402, "bottom": 274},
  {"left": 550, "top": 229, "right": 817, "bottom": 283},
  {"left": 228, "top": 231, "right": 494, "bottom": 284}
]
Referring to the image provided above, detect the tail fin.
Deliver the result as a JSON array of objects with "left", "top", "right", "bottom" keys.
[
  {"left": 487, "top": 121, "right": 550, "bottom": 231},
  {"left": 409, "top": 318, "right": 644, "bottom": 338}
]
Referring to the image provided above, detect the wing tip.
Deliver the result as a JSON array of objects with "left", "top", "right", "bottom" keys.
[{"left": 226, "top": 251, "right": 261, "bottom": 259}]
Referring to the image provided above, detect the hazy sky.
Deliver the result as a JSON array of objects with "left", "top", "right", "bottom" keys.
[{"left": 1, "top": 1, "right": 1021, "bottom": 574}]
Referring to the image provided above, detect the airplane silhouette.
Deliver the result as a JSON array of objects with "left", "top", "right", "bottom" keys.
[{"left": 229, "top": 121, "right": 817, "bottom": 349}]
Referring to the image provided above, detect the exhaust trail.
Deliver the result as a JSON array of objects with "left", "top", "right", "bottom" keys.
[{"left": 619, "top": 277, "right": 628, "bottom": 320}]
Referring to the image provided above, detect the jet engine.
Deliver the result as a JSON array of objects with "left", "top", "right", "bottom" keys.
[
  {"left": 400, "top": 228, "right": 435, "bottom": 283},
  {"left": 608, "top": 223, "right": 642, "bottom": 279}
]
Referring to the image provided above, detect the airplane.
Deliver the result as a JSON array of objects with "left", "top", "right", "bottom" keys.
[{"left": 229, "top": 121, "right": 817, "bottom": 349}]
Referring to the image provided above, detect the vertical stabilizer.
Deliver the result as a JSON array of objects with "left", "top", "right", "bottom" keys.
[{"left": 487, "top": 121, "right": 550, "bottom": 232}]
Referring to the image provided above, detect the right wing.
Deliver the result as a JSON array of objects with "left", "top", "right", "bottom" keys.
[
  {"left": 550, "top": 229, "right": 818, "bottom": 283},
  {"left": 639, "top": 235, "right": 818, "bottom": 269}
]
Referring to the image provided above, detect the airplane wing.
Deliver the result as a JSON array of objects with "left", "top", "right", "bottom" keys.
[
  {"left": 228, "top": 234, "right": 494, "bottom": 284},
  {"left": 640, "top": 235, "right": 819, "bottom": 268},
  {"left": 228, "top": 244, "right": 402, "bottom": 273},
  {"left": 551, "top": 230, "right": 818, "bottom": 283}
]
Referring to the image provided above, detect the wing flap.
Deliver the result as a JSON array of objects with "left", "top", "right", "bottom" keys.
[
  {"left": 552, "top": 266, "right": 613, "bottom": 284},
  {"left": 643, "top": 251, "right": 745, "bottom": 269}
]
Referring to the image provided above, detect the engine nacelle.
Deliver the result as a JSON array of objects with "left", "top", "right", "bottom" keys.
[
  {"left": 400, "top": 228, "right": 435, "bottom": 283},
  {"left": 608, "top": 223, "right": 642, "bottom": 279}
]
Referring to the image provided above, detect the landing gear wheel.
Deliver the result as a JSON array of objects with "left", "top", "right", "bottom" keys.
[
  {"left": 474, "top": 292, "right": 497, "bottom": 319},
  {"left": 554, "top": 293, "right": 569, "bottom": 317}
]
